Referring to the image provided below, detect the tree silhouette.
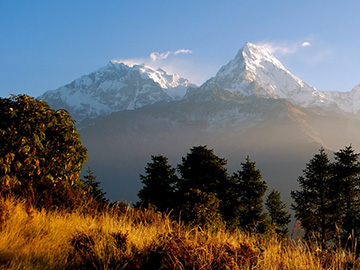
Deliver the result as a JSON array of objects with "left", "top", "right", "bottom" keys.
[
  {"left": 266, "top": 189, "right": 290, "bottom": 236},
  {"left": 333, "top": 145, "right": 360, "bottom": 248},
  {"left": 138, "top": 155, "right": 178, "bottom": 212},
  {"left": 292, "top": 148, "right": 337, "bottom": 247},
  {"left": 231, "top": 156, "right": 267, "bottom": 231}
]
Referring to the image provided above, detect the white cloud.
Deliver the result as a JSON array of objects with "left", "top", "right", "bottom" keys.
[
  {"left": 174, "top": 49, "right": 193, "bottom": 55},
  {"left": 259, "top": 40, "right": 312, "bottom": 56},
  {"left": 114, "top": 47, "right": 213, "bottom": 85},
  {"left": 259, "top": 42, "right": 298, "bottom": 56},
  {"left": 258, "top": 39, "right": 334, "bottom": 67},
  {"left": 150, "top": 48, "right": 193, "bottom": 61},
  {"left": 150, "top": 51, "right": 171, "bottom": 61}
]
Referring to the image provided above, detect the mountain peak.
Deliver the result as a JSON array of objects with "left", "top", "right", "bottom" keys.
[
  {"left": 39, "top": 60, "right": 195, "bottom": 122},
  {"left": 240, "top": 42, "right": 286, "bottom": 71},
  {"left": 197, "top": 42, "right": 328, "bottom": 107}
]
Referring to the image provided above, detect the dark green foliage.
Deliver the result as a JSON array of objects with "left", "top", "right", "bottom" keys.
[
  {"left": 333, "top": 145, "right": 360, "bottom": 247},
  {"left": 291, "top": 146, "right": 360, "bottom": 249},
  {"left": 291, "top": 148, "right": 334, "bottom": 246},
  {"left": 176, "top": 146, "right": 230, "bottom": 226},
  {"left": 138, "top": 147, "right": 273, "bottom": 231},
  {"left": 180, "top": 188, "right": 223, "bottom": 228},
  {"left": 0, "top": 95, "right": 88, "bottom": 209},
  {"left": 177, "top": 145, "right": 229, "bottom": 196},
  {"left": 266, "top": 189, "right": 291, "bottom": 235},
  {"left": 82, "top": 167, "right": 108, "bottom": 206},
  {"left": 138, "top": 155, "right": 178, "bottom": 212},
  {"left": 231, "top": 156, "right": 268, "bottom": 232}
]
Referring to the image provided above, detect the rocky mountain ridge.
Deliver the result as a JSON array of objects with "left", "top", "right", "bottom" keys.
[
  {"left": 39, "top": 60, "right": 195, "bottom": 122},
  {"left": 40, "top": 42, "right": 360, "bottom": 123}
]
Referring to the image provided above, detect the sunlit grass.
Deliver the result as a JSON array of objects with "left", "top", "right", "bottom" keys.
[{"left": 0, "top": 196, "right": 358, "bottom": 269}]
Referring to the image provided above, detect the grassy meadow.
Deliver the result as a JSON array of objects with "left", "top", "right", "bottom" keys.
[{"left": 0, "top": 197, "right": 358, "bottom": 269}]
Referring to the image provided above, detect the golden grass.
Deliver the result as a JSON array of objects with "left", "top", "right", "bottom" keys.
[{"left": 0, "top": 197, "right": 358, "bottom": 269}]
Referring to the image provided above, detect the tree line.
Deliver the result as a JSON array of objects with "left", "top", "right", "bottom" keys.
[
  {"left": 137, "top": 146, "right": 290, "bottom": 235},
  {"left": 292, "top": 146, "right": 360, "bottom": 250},
  {"left": 2, "top": 95, "right": 360, "bottom": 250},
  {"left": 138, "top": 144, "right": 360, "bottom": 248}
]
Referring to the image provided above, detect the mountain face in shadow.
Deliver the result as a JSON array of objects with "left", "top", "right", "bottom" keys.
[
  {"left": 39, "top": 43, "right": 360, "bottom": 205},
  {"left": 78, "top": 90, "right": 360, "bottom": 204}
]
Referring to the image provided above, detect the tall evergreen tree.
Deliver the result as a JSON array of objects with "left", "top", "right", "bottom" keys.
[
  {"left": 82, "top": 167, "right": 108, "bottom": 205},
  {"left": 333, "top": 145, "right": 360, "bottom": 247},
  {"left": 231, "top": 156, "right": 267, "bottom": 231},
  {"left": 291, "top": 148, "right": 334, "bottom": 247},
  {"left": 177, "top": 145, "right": 229, "bottom": 196},
  {"left": 137, "top": 155, "right": 178, "bottom": 212},
  {"left": 266, "top": 189, "right": 291, "bottom": 236},
  {"left": 177, "top": 145, "right": 230, "bottom": 224}
]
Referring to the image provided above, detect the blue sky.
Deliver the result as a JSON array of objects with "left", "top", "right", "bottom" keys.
[{"left": 1, "top": 0, "right": 360, "bottom": 98}]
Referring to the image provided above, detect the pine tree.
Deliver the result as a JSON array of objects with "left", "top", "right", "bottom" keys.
[
  {"left": 291, "top": 148, "right": 334, "bottom": 247},
  {"left": 177, "top": 145, "right": 229, "bottom": 196},
  {"left": 177, "top": 145, "right": 230, "bottom": 225},
  {"left": 266, "top": 189, "right": 291, "bottom": 236},
  {"left": 231, "top": 156, "right": 267, "bottom": 231},
  {"left": 333, "top": 145, "right": 360, "bottom": 247},
  {"left": 82, "top": 167, "right": 108, "bottom": 205},
  {"left": 137, "top": 155, "right": 178, "bottom": 212}
]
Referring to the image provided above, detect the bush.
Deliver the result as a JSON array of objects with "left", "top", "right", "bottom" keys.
[{"left": 0, "top": 95, "right": 88, "bottom": 209}]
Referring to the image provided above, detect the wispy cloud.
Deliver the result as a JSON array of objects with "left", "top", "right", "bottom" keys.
[
  {"left": 150, "top": 51, "right": 171, "bottom": 61},
  {"left": 258, "top": 39, "right": 334, "bottom": 67},
  {"left": 113, "top": 47, "right": 210, "bottom": 85},
  {"left": 174, "top": 49, "right": 193, "bottom": 55},
  {"left": 259, "top": 40, "right": 311, "bottom": 56},
  {"left": 114, "top": 48, "right": 194, "bottom": 67},
  {"left": 150, "top": 49, "right": 193, "bottom": 61}
]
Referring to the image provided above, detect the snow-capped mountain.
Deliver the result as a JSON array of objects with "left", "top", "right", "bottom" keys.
[
  {"left": 193, "top": 42, "right": 360, "bottom": 114},
  {"left": 192, "top": 42, "right": 329, "bottom": 108},
  {"left": 39, "top": 42, "right": 360, "bottom": 124},
  {"left": 39, "top": 60, "right": 195, "bottom": 122},
  {"left": 38, "top": 42, "right": 360, "bottom": 203},
  {"left": 321, "top": 84, "right": 360, "bottom": 114}
]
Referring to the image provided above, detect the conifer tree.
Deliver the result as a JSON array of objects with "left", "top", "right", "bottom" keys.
[
  {"left": 291, "top": 148, "right": 334, "bottom": 247},
  {"left": 177, "top": 145, "right": 230, "bottom": 224},
  {"left": 177, "top": 145, "right": 229, "bottom": 196},
  {"left": 82, "top": 167, "right": 108, "bottom": 205},
  {"left": 333, "top": 145, "right": 360, "bottom": 247},
  {"left": 266, "top": 189, "right": 291, "bottom": 236},
  {"left": 138, "top": 155, "right": 178, "bottom": 212},
  {"left": 231, "top": 156, "right": 267, "bottom": 231}
]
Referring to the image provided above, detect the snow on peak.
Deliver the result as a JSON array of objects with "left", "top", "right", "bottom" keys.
[
  {"left": 200, "top": 42, "right": 326, "bottom": 107},
  {"left": 351, "top": 84, "right": 360, "bottom": 93},
  {"left": 241, "top": 42, "right": 286, "bottom": 71},
  {"left": 39, "top": 60, "right": 195, "bottom": 122},
  {"left": 107, "top": 60, "right": 191, "bottom": 90},
  {"left": 39, "top": 42, "right": 360, "bottom": 122}
]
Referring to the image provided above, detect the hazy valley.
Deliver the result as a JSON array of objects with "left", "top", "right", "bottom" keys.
[{"left": 40, "top": 42, "right": 360, "bottom": 204}]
